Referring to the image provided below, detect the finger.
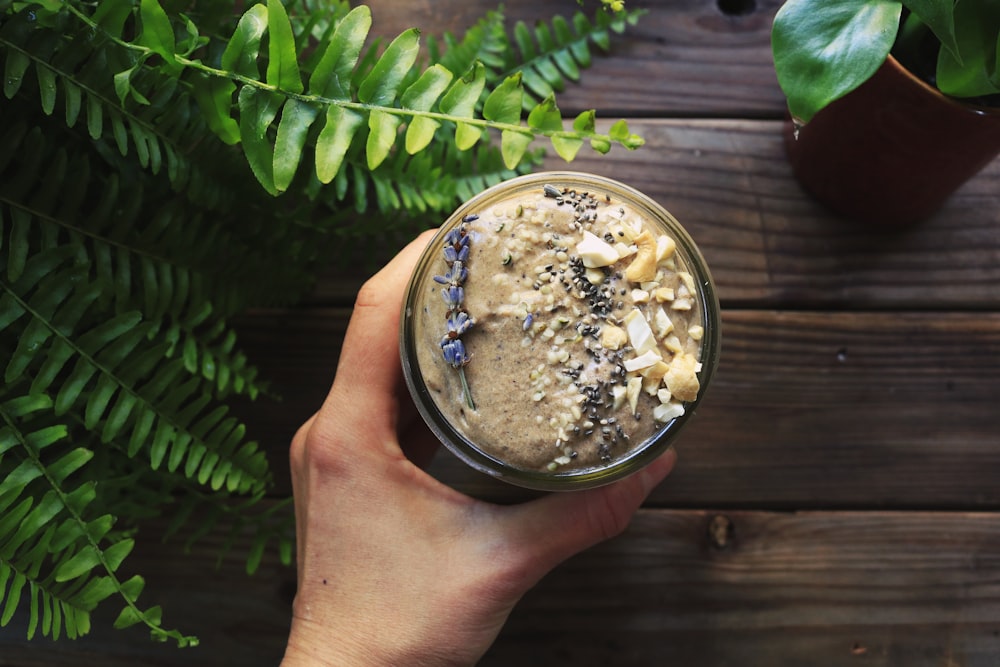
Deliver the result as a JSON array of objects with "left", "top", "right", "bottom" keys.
[
  {"left": 321, "top": 230, "right": 436, "bottom": 423},
  {"left": 499, "top": 447, "right": 677, "bottom": 583}
]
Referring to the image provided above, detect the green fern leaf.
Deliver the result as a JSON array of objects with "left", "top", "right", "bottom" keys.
[
  {"left": 274, "top": 98, "right": 319, "bottom": 192},
  {"left": 137, "top": 0, "right": 180, "bottom": 75},
  {"left": 238, "top": 86, "right": 283, "bottom": 195},
  {"left": 316, "top": 106, "right": 363, "bottom": 183},
  {"left": 266, "top": 0, "right": 303, "bottom": 94},
  {"left": 400, "top": 64, "right": 453, "bottom": 154},
  {"left": 358, "top": 28, "right": 420, "bottom": 106},
  {"left": 308, "top": 5, "right": 371, "bottom": 98},
  {"left": 439, "top": 61, "right": 487, "bottom": 150},
  {"left": 222, "top": 3, "right": 269, "bottom": 78}
]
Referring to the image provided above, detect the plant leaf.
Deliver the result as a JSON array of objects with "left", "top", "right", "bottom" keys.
[
  {"left": 358, "top": 28, "right": 421, "bottom": 106},
  {"left": 440, "top": 62, "right": 487, "bottom": 150},
  {"left": 137, "top": 0, "right": 181, "bottom": 74},
  {"left": 366, "top": 109, "right": 401, "bottom": 170},
  {"left": 310, "top": 5, "right": 372, "bottom": 98},
  {"left": 315, "top": 106, "right": 363, "bottom": 183},
  {"left": 902, "top": 0, "right": 960, "bottom": 61},
  {"left": 483, "top": 73, "right": 523, "bottom": 125},
  {"left": 771, "top": 0, "right": 902, "bottom": 122},
  {"left": 273, "top": 98, "right": 320, "bottom": 192},
  {"left": 222, "top": 4, "right": 269, "bottom": 78},
  {"left": 237, "top": 86, "right": 283, "bottom": 195},
  {"left": 935, "top": 0, "right": 1000, "bottom": 97},
  {"left": 400, "top": 64, "right": 453, "bottom": 154},
  {"left": 266, "top": 0, "right": 303, "bottom": 94}
]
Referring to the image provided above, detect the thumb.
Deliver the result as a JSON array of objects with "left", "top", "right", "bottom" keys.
[{"left": 500, "top": 447, "right": 677, "bottom": 581}]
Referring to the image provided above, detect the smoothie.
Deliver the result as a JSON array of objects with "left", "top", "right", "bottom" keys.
[{"left": 404, "top": 173, "right": 717, "bottom": 486}]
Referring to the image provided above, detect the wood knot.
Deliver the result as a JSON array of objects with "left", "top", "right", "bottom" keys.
[{"left": 708, "top": 514, "right": 734, "bottom": 550}]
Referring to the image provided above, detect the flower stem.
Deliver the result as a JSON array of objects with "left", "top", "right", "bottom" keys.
[{"left": 459, "top": 367, "right": 476, "bottom": 411}]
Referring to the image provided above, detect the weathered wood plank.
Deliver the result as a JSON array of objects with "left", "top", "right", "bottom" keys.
[
  {"left": 231, "top": 308, "right": 1000, "bottom": 509},
  {"left": 363, "top": 0, "right": 788, "bottom": 117},
  {"left": 483, "top": 509, "right": 1000, "bottom": 666},
  {"left": 5, "top": 509, "right": 1000, "bottom": 666},
  {"left": 310, "top": 119, "right": 1000, "bottom": 309}
]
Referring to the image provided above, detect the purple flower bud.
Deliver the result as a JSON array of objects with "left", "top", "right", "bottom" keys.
[
  {"left": 441, "top": 285, "right": 464, "bottom": 310},
  {"left": 441, "top": 339, "right": 470, "bottom": 368}
]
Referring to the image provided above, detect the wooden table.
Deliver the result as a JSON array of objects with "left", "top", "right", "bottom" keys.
[{"left": 5, "top": 1, "right": 1000, "bottom": 665}]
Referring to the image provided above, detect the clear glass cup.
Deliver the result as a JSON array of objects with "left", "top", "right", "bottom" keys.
[{"left": 400, "top": 172, "right": 720, "bottom": 491}]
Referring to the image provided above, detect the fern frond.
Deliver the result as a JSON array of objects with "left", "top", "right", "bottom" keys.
[
  {"left": 0, "top": 395, "right": 195, "bottom": 645},
  {"left": 0, "top": 7, "right": 248, "bottom": 212},
  {"left": 0, "top": 247, "right": 270, "bottom": 495},
  {"left": 498, "top": 8, "right": 644, "bottom": 109},
  {"left": 0, "top": 119, "right": 268, "bottom": 399},
  {"left": 57, "top": 1, "right": 643, "bottom": 197}
]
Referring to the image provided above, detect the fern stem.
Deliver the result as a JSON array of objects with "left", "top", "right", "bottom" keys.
[
  {"left": 0, "top": 406, "right": 198, "bottom": 645},
  {"left": 58, "top": 1, "right": 628, "bottom": 149}
]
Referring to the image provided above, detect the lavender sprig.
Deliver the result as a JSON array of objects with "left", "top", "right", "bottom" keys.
[{"left": 434, "top": 219, "right": 476, "bottom": 410}]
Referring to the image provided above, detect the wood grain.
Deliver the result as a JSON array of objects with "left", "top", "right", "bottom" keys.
[
  {"left": 309, "top": 119, "right": 1000, "bottom": 309},
  {"left": 483, "top": 509, "right": 1000, "bottom": 666},
  {"left": 229, "top": 308, "right": 1000, "bottom": 509},
  {"left": 6, "top": 509, "right": 1000, "bottom": 666},
  {"left": 362, "top": 0, "right": 788, "bottom": 117}
]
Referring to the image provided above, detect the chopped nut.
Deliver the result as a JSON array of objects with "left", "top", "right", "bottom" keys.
[
  {"left": 576, "top": 230, "right": 618, "bottom": 267},
  {"left": 601, "top": 324, "right": 629, "bottom": 350},
  {"left": 627, "top": 376, "right": 643, "bottom": 416},
  {"left": 624, "top": 230, "right": 658, "bottom": 283},
  {"left": 653, "top": 287, "right": 675, "bottom": 302},
  {"left": 665, "top": 353, "right": 700, "bottom": 402},
  {"left": 624, "top": 308, "right": 657, "bottom": 354},
  {"left": 624, "top": 349, "right": 662, "bottom": 372},
  {"left": 653, "top": 401, "right": 685, "bottom": 422},
  {"left": 653, "top": 307, "right": 673, "bottom": 338},
  {"left": 656, "top": 235, "right": 677, "bottom": 262}
]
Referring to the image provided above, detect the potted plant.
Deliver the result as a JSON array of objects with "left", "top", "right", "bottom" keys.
[
  {"left": 0, "top": 0, "right": 643, "bottom": 646},
  {"left": 771, "top": 0, "right": 1000, "bottom": 225}
]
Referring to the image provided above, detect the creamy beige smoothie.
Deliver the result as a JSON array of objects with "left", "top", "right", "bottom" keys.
[{"left": 406, "top": 175, "right": 713, "bottom": 481}]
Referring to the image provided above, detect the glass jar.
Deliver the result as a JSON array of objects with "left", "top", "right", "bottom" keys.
[{"left": 400, "top": 172, "right": 720, "bottom": 491}]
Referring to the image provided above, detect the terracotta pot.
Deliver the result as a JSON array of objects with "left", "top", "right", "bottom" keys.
[{"left": 783, "top": 54, "right": 1000, "bottom": 226}]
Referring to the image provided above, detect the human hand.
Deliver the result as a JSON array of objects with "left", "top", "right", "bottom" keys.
[{"left": 281, "top": 230, "right": 677, "bottom": 666}]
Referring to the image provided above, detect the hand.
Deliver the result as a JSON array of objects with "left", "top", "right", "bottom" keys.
[{"left": 281, "top": 230, "right": 677, "bottom": 666}]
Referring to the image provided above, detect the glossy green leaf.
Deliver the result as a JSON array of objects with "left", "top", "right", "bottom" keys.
[
  {"left": 366, "top": 109, "right": 401, "bottom": 170},
  {"left": 47, "top": 448, "right": 93, "bottom": 484},
  {"left": 310, "top": 6, "right": 372, "bottom": 98},
  {"left": 274, "top": 99, "right": 320, "bottom": 192},
  {"left": 315, "top": 106, "right": 363, "bottom": 183},
  {"left": 771, "top": 0, "right": 902, "bottom": 122},
  {"left": 222, "top": 4, "right": 269, "bottom": 78},
  {"left": 138, "top": 0, "right": 180, "bottom": 73},
  {"left": 35, "top": 63, "right": 56, "bottom": 115},
  {"left": 87, "top": 0, "right": 130, "bottom": 35},
  {"left": 935, "top": 0, "right": 1000, "bottom": 97},
  {"left": 0, "top": 460, "right": 42, "bottom": 498},
  {"left": 266, "top": 0, "right": 303, "bottom": 94},
  {"left": 440, "top": 62, "right": 487, "bottom": 150},
  {"left": 3, "top": 50, "right": 29, "bottom": 99},
  {"left": 902, "top": 0, "right": 959, "bottom": 60},
  {"left": 483, "top": 73, "right": 523, "bottom": 125},
  {"left": 192, "top": 74, "right": 240, "bottom": 145},
  {"left": 527, "top": 94, "right": 562, "bottom": 133},
  {"left": 500, "top": 129, "right": 533, "bottom": 169},
  {"left": 400, "top": 65, "right": 453, "bottom": 154},
  {"left": 358, "top": 28, "right": 420, "bottom": 106},
  {"left": 237, "top": 86, "right": 283, "bottom": 195}
]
